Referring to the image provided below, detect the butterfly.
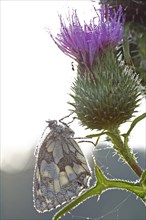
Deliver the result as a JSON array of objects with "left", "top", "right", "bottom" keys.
[{"left": 33, "top": 119, "right": 91, "bottom": 213}]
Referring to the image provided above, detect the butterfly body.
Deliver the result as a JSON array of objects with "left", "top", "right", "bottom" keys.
[{"left": 33, "top": 120, "right": 91, "bottom": 213}]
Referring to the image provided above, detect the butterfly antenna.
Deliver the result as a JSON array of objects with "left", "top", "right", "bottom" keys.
[{"left": 59, "top": 112, "right": 75, "bottom": 126}]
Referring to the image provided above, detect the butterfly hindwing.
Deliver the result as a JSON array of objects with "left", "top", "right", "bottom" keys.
[{"left": 33, "top": 120, "right": 91, "bottom": 213}]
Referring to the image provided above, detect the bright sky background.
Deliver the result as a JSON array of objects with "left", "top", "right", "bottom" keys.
[{"left": 1, "top": 1, "right": 146, "bottom": 172}]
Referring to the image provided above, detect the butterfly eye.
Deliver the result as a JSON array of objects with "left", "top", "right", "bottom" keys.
[{"left": 46, "top": 120, "right": 57, "bottom": 127}]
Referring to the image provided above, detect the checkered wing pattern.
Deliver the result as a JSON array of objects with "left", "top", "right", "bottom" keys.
[{"left": 33, "top": 120, "right": 91, "bottom": 213}]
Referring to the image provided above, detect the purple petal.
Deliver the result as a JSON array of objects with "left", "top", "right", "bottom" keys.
[{"left": 50, "top": 5, "right": 125, "bottom": 71}]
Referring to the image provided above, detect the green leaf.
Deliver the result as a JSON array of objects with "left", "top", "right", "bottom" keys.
[
  {"left": 140, "top": 170, "right": 146, "bottom": 188},
  {"left": 93, "top": 156, "right": 107, "bottom": 184},
  {"left": 95, "top": 136, "right": 101, "bottom": 145},
  {"left": 86, "top": 131, "right": 106, "bottom": 138},
  {"left": 123, "top": 113, "right": 146, "bottom": 137}
]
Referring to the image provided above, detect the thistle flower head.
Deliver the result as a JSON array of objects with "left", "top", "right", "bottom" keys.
[
  {"left": 50, "top": 5, "right": 125, "bottom": 72},
  {"left": 50, "top": 5, "right": 141, "bottom": 131}
]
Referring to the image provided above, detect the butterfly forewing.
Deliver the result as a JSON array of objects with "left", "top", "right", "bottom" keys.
[{"left": 33, "top": 120, "right": 91, "bottom": 213}]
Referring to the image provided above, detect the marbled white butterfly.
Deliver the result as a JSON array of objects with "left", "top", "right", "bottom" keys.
[{"left": 33, "top": 120, "right": 91, "bottom": 213}]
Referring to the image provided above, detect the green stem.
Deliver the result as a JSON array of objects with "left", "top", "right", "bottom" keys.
[
  {"left": 53, "top": 185, "right": 99, "bottom": 220},
  {"left": 53, "top": 162, "right": 104, "bottom": 220},
  {"left": 105, "top": 179, "right": 145, "bottom": 199},
  {"left": 108, "top": 129, "right": 143, "bottom": 177},
  {"left": 95, "top": 158, "right": 145, "bottom": 199},
  {"left": 53, "top": 162, "right": 146, "bottom": 220}
]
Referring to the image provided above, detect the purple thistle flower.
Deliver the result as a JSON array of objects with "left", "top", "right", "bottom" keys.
[{"left": 50, "top": 5, "right": 125, "bottom": 71}]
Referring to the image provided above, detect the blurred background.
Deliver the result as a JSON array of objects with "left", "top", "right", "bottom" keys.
[{"left": 1, "top": 1, "right": 146, "bottom": 220}]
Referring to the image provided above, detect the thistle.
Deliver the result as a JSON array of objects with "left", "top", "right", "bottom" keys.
[
  {"left": 48, "top": 6, "right": 146, "bottom": 219},
  {"left": 50, "top": 6, "right": 124, "bottom": 74},
  {"left": 50, "top": 5, "right": 141, "bottom": 131}
]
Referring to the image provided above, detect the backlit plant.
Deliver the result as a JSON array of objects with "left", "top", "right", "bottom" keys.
[{"left": 49, "top": 3, "right": 146, "bottom": 220}]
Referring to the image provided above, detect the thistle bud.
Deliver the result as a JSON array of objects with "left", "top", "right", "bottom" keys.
[{"left": 71, "top": 48, "right": 141, "bottom": 130}]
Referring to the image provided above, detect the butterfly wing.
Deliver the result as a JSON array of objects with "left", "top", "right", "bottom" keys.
[{"left": 33, "top": 132, "right": 91, "bottom": 213}]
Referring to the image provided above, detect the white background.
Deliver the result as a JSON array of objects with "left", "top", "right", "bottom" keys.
[{"left": 1, "top": 0, "right": 145, "bottom": 172}]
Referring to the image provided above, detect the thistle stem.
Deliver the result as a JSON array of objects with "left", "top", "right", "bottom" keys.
[
  {"left": 53, "top": 185, "right": 99, "bottom": 220},
  {"left": 109, "top": 128, "right": 143, "bottom": 177},
  {"left": 53, "top": 162, "right": 146, "bottom": 220}
]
